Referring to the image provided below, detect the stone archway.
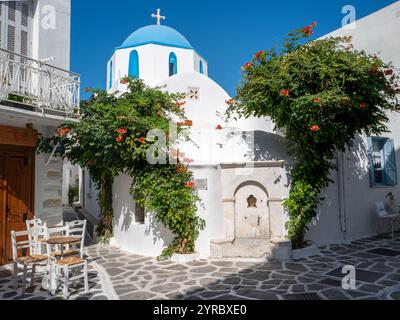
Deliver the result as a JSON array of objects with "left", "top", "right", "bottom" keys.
[{"left": 234, "top": 181, "right": 270, "bottom": 240}]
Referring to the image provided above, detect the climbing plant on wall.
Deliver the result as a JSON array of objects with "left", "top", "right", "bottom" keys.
[
  {"left": 37, "top": 78, "right": 204, "bottom": 257},
  {"left": 227, "top": 23, "right": 400, "bottom": 248}
]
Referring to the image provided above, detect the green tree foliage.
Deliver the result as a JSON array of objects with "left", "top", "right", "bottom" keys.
[
  {"left": 37, "top": 78, "right": 204, "bottom": 257},
  {"left": 228, "top": 23, "right": 400, "bottom": 248}
]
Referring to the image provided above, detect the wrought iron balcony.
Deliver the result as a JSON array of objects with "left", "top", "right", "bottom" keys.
[{"left": 0, "top": 48, "right": 80, "bottom": 118}]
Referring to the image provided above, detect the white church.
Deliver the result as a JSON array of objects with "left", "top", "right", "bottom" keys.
[{"left": 79, "top": 3, "right": 400, "bottom": 260}]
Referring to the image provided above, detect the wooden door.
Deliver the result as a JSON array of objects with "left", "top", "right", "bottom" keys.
[{"left": 0, "top": 146, "right": 34, "bottom": 265}]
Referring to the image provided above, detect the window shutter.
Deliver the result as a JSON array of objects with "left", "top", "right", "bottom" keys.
[
  {"left": 384, "top": 138, "right": 397, "bottom": 186},
  {"left": 367, "top": 137, "right": 376, "bottom": 187}
]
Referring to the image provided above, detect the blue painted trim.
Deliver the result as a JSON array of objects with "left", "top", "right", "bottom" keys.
[
  {"left": 199, "top": 60, "right": 204, "bottom": 74},
  {"left": 128, "top": 50, "right": 139, "bottom": 78},
  {"left": 116, "top": 41, "right": 193, "bottom": 51},
  {"left": 108, "top": 60, "right": 113, "bottom": 89},
  {"left": 114, "top": 43, "right": 209, "bottom": 64},
  {"left": 169, "top": 52, "right": 177, "bottom": 76}
]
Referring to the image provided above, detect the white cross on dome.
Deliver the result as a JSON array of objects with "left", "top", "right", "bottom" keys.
[{"left": 151, "top": 8, "right": 166, "bottom": 25}]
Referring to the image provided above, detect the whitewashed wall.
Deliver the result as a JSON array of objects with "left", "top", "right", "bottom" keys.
[
  {"left": 108, "top": 44, "right": 208, "bottom": 91},
  {"left": 307, "top": 1, "right": 400, "bottom": 245}
]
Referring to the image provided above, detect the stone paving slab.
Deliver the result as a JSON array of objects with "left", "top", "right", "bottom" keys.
[{"left": 1, "top": 231, "right": 400, "bottom": 300}]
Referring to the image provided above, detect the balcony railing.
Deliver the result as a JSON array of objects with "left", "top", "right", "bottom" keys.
[{"left": 0, "top": 48, "right": 80, "bottom": 117}]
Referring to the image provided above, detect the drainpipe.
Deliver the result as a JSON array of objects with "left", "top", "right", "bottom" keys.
[{"left": 337, "top": 152, "right": 348, "bottom": 238}]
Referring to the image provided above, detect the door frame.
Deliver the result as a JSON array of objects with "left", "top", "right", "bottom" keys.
[{"left": 0, "top": 144, "right": 35, "bottom": 265}]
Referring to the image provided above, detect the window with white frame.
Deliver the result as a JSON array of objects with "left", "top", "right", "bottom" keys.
[
  {"left": 367, "top": 137, "right": 398, "bottom": 187},
  {"left": 0, "top": 1, "right": 33, "bottom": 57}
]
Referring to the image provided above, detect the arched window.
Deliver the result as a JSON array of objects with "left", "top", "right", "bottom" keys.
[
  {"left": 128, "top": 50, "right": 139, "bottom": 78},
  {"left": 169, "top": 52, "right": 177, "bottom": 76},
  {"left": 199, "top": 60, "right": 204, "bottom": 74},
  {"left": 108, "top": 60, "right": 113, "bottom": 89}
]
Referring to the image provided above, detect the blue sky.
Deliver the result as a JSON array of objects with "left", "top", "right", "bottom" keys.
[{"left": 71, "top": 0, "right": 397, "bottom": 98}]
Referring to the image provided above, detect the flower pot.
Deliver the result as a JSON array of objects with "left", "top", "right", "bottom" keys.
[{"left": 171, "top": 252, "right": 200, "bottom": 263}]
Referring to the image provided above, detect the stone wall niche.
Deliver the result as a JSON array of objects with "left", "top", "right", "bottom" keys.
[{"left": 234, "top": 182, "right": 269, "bottom": 240}]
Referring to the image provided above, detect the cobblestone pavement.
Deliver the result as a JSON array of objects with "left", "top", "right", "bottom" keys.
[{"left": 2, "top": 232, "right": 400, "bottom": 300}]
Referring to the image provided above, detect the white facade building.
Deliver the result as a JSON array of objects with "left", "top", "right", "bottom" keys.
[
  {"left": 0, "top": 0, "right": 78, "bottom": 265},
  {"left": 82, "top": 3, "right": 400, "bottom": 259}
]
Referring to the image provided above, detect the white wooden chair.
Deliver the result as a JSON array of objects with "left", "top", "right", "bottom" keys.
[
  {"left": 45, "top": 225, "right": 70, "bottom": 261},
  {"left": 66, "top": 220, "right": 87, "bottom": 259},
  {"left": 47, "top": 220, "right": 86, "bottom": 260},
  {"left": 375, "top": 202, "right": 400, "bottom": 238},
  {"left": 11, "top": 230, "right": 48, "bottom": 293},
  {"left": 50, "top": 257, "right": 89, "bottom": 299},
  {"left": 26, "top": 218, "right": 47, "bottom": 255}
]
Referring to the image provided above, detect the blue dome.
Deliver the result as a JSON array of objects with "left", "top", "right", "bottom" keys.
[{"left": 118, "top": 25, "right": 193, "bottom": 50}]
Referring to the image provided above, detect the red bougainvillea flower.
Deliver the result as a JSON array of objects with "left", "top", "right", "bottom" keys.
[
  {"left": 312, "top": 98, "right": 321, "bottom": 104},
  {"left": 116, "top": 136, "right": 123, "bottom": 143},
  {"left": 177, "top": 165, "right": 188, "bottom": 174},
  {"left": 56, "top": 127, "right": 70, "bottom": 136},
  {"left": 117, "top": 128, "right": 127, "bottom": 135},
  {"left": 385, "top": 69, "right": 394, "bottom": 76},
  {"left": 215, "top": 124, "right": 223, "bottom": 130},
  {"left": 178, "top": 120, "right": 193, "bottom": 127},
  {"left": 175, "top": 101, "right": 186, "bottom": 108},
  {"left": 241, "top": 62, "right": 254, "bottom": 71},
  {"left": 280, "top": 89, "right": 290, "bottom": 97},
  {"left": 253, "top": 50, "right": 265, "bottom": 60},
  {"left": 138, "top": 137, "right": 146, "bottom": 144},
  {"left": 120, "top": 79, "right": 128, "bottom": 84},
  {"left": 359, "top": 102, "right": 367, "bottom": 109},
  {"left": 225, "top": 99, "right": 235, "bottom": 105},
  {"left": 301, "top": 22, "right": 317, "bottom": 36},
  {"left": 310, "top": 125, "right": 321, "bottom": 132},
  {"left": 156, "top": 111, "right": 162, "bottom": 117},
  {"left": 84, "top": 87, "right": 90, "bottom": 93},
  {"left": 185, "top": 181, "right": 195, "bottom": 189}
]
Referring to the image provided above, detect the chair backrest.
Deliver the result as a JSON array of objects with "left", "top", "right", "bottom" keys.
[
  {"left": 45, "top": 225, "right": 69, "bottom": 240},
  {"left": 11, "top": 230, "right": 33, "bottom": 261},
  {"left": 26, "top": 218, "right": 44, "bottom": 239},
  {"left": 66, "top": 220, "right": 87, "bottom": 257}
]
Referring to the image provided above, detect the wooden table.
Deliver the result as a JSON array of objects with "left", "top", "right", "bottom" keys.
[
  {"left": 42, "top": 236, "right": 80, "bottom": 292},
  {"left": 46, "top": 236, "right": 80, "bottom": 259}
]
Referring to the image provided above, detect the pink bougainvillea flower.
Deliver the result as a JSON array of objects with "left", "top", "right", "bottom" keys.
[
  {"left": 116, "top": 136, "right": 123, "bottom": 143},
  {"left": 120, "top": 79, "right": 128, "bottom": 84},
  {"left": 359, "top": 102, "right": 367, "bottom": 109},
  {"left": 280, "top": 89, "right": 290, "bottom": 97},
  {"left": 215, "top": 124, "right": 223, "bottom": 130},
  {"left": 310, "top": 125, "right": 321, "bottom": 132},
  {"left": 117, "top": 128, "right": 127, "bottom": 135}
]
